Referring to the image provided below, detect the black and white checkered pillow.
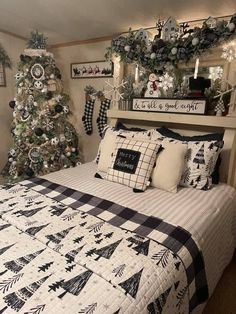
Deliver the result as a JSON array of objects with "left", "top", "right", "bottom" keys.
[{"left": 106, "top": 137, "right": 161, "bottom": 191}]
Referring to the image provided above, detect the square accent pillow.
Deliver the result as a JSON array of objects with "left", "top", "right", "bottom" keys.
[
  {"left": 96, "top": 125, "right": 153, "bottom": 170},
  {"left": 151, "top": 142, "right": 188, "bottom": 193},
  {"left": 106, "top": 137, "right": 161, "bottom": 191},
  {"left": 152, "top": 129, "right": 224, "bottom": 190}
]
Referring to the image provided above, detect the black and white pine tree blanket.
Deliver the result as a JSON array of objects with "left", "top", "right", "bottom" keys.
[{"left": 0, "top": 178, "right": 209, "bottom": 313}]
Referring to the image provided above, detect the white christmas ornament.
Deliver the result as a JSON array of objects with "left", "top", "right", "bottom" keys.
[
  {"left": 34, "top": 81, "right": 43, "bottom": 89},
  {"left": 144, "top": 73, "right": 161, "bottom": 97},
  {"left": 192, "top": 38, "right": 199, "bottom": 46},
  {"left": 208, "top": 66, "right": 223, "bottom": 81},
  {"left": 150, "top": 52, "right": 156, "bottom": 59},
  {"left": 228, "top": 22, "right": 235, "bottom": 32},
  {"left": 51, "top": 137, "right": 59, "bottom": 145},
  {"left": 71, "top": 147, "right": 76, "bottom": 152},
  {"left": 50, "top": 74, "right": 55, "bottom": 79},
  {"left": 159, "top": 73, "right": 174, "bottom": 92},
  {"left": 124, "top": 45, "right": 131, "bottom": 52},
  {"left": 221, "top": 45, "right": 236, "bottom": 62},
  {"left": 10, "top": 149, "right": 16, "bottom": 156},
  {"left": 66, "top": 152, "right": 71, "bottom": 157},
  {"left": 63, "top": 106, "right": 69, "bottom": 114},
  {"left": 171, "top": 47, "right": 178, "bottom": 55},
  {"left": 30, "top": 63, "right": 45, "bottom": 80},
  {"left": 59, "top": 134, "right": 66, "bottom": 142}
]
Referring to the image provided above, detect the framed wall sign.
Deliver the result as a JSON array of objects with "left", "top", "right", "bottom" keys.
[
  {"left": 132, "top": 97, "right": 206, "bottom": 115},
  {"left": 71, "top": 60, "right": 113, "bottom": 79},
  {"left": 0, "top": 64, "right": 6, "bottom": 87}
]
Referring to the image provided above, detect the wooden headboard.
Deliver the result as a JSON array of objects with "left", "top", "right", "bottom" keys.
[{"left": 107, "top": 109, "right": 236, "bottom": 189}]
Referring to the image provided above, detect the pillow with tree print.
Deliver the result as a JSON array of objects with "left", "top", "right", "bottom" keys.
[{"left": 152, "top": 129, "right": 224, "bottom": 190}]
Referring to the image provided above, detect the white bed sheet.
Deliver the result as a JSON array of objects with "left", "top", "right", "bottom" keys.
[{"left": 44, "top": 162, "right": 236, "bottom": 311}]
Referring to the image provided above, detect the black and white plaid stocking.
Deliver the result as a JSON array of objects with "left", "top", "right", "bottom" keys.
[
  {"left": 97, "top": 98, "right": 111, "bottom": 137},
  {"left": 82, "top": 96, "right": 95, "bottom": 135}
]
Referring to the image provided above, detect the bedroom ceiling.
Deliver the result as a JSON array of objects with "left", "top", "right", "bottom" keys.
[{"left": 0, "top": 0, "right": 235, "bottom": 45}]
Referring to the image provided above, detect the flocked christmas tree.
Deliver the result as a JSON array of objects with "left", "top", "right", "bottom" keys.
[{"left": 1, "top": 30, "right": 79, "bottom": 183}]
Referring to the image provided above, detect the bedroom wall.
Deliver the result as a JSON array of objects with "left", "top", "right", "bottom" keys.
[
  {"left": 0, "top": 32, "right": 25, "bottom": 172},
  {"left": 51, "top": 41, "right": 111, "bottom": 162}
]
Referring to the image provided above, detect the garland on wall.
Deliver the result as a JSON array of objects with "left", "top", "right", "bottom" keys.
[
  {"left": 105, "top": 14, "right": 236, "bottom": 73},
  {"left": 0, "top": 43, "right": 12, "bottom": 68}
]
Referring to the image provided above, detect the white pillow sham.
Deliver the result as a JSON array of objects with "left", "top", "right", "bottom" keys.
[{"left": 151, "top": 142, "right": 188, "bottom": 193}]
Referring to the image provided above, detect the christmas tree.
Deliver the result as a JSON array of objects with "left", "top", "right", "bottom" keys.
[
  {"left": 4, "top": 249, "right": 45, "bottom": 273},
  {"left": 58, "top": 270, "right": 93, "bottom": 299},
  {"left": 147, "top": 286, "right": 172, "bottom": 313},
  {"left": 118, "top": 268, "right": 143, "bottom": 298},
  {"left": 94, "top": 239, "right": 122, "bottom": 261},
  {"left": 3, "top": 274, "right": 50, "bottom": 311},
  {"left": 193, "top": 144, "right": 205, "bottom": 169},
  {"left": 1, "top": 30, "right": 79, "bottom": 183}
]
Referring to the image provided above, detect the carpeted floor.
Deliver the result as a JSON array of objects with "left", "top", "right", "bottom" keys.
[{"left": 204, "top": 254, "right": 236, "bottom": 314}]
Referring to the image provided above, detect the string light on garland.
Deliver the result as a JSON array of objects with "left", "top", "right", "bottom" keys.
[{"left": 221, "top": 44, "right": 236, "bottom": 62}]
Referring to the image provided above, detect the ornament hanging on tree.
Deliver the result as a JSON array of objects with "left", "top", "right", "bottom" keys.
[
  {"left": 28, "top": 147, "right": 41, "bottom": 163},
  {"left": 30, "top": 63, "right": 45, "bottom": 80},
  {"left": 34, "top": 80, "right": 44, "bottom": 90}
]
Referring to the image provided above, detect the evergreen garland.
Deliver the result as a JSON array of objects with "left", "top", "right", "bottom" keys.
[{"left": 106, "top": 14, "right": 236, "bottom": 73}]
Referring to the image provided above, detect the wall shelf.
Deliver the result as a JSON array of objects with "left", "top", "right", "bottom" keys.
[{"left": 107, "top": 110, "right": 236, "bottom": 129}]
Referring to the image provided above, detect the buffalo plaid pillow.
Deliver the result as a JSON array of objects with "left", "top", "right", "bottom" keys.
[{"left": 106, "top": 137, "right": 161, "bottom": 192}]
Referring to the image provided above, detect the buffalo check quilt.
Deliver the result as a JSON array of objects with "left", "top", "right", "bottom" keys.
[{"left": 0, "top": 178, "right": 209, "bottom": 313}]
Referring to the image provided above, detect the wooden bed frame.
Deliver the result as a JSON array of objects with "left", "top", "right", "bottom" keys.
[{"left": 107, "top": 109, "right": 236, "bottom": 189}]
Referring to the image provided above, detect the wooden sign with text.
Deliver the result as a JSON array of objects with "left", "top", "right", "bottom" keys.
[{"left": 132, "top": 98, "right": 206, "bottom": 115}]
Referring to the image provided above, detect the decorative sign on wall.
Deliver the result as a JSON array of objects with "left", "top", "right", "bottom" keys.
[
  {"left": 71, "top": 60, "right": 113, "bottom": 79},
  {"left": 132, "top": 98, "right": 206, "bottom": 115}
]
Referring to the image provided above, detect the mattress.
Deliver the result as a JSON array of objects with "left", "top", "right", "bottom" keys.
[
  {"left": 44, "top": 162, "right": 236, "bottom": 304},
  {"left": 0, "top": 162, "right": 235, "bottom": 313}
]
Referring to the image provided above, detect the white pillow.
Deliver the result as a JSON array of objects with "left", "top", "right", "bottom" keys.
[
  {"left": 106, "top": 137, "right": 161, "bottom": 191},
  {"left": 151, "top": 142, "right": 188, "bottom": 193},
  {"left": 97, "top": 125, "right": 153, "bottom": 173}
]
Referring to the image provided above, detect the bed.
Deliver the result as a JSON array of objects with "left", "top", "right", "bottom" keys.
[{"left": 0, "top": 111, "right": 235, "bottom": 314}]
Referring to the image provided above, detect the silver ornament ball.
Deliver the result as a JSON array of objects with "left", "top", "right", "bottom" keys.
[
  {"left": 171, "top": 47, "right": 178, "bottom": 55},
  {"left": 124, "top": 45, "right": 131, "bottom": 52},
  {"left": 192, "top": 38, "right": 199, "bottom": 46},
  {"left": 228, "top": 22, "right": 235, "bottom": 32},
  {"left": 150, "top": 52, "right": 156, "bottom": 59}
]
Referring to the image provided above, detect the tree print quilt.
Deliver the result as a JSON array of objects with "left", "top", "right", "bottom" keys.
[{"left": 0, "top": 179, "right": 209, "bottom": 313}]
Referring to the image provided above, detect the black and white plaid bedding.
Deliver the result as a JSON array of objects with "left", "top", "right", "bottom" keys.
[{"left": 0, "top": 178, "right": 209, "bottom": 313}]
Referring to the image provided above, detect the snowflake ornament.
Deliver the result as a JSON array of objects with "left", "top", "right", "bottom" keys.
[
  {"left": 208, "top": 66, "right": 223, "bottom": 81},
  {"left": 159, "top": 73, "right": 174, "bottom": 92},
  {"left": 104, "top": 76, "right": 127, "bottom": 106},
  {"left": 221, "top": 45, "right": 236, "bottom": 62},
  {"left": 42, "top": 119, "right": 54, "bottom": 131}
]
